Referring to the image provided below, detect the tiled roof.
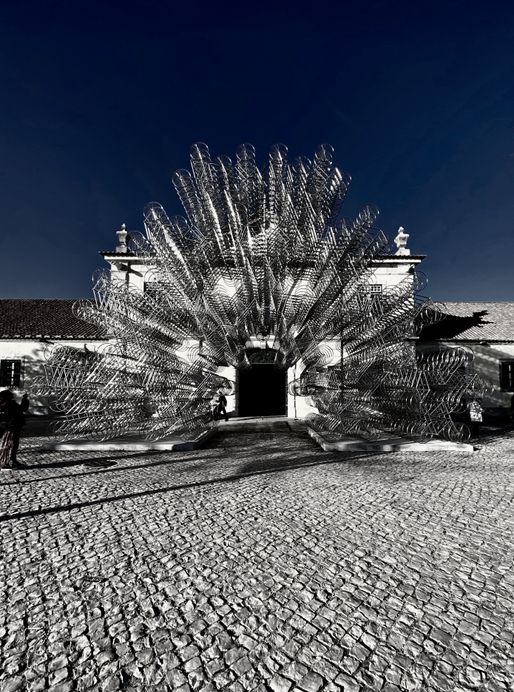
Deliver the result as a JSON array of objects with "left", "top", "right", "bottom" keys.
[
  {"left": 1, "top": 298, "right": 512, "bottom": 342},
  {"left": 99, "top": 250, "right": 138, "bottom": 257},
  {"left": 419, "top": 302, "right": 514, "bottom": 342},
  {"left": 374, "top": 254, "right": 426, "bottom": 260},
  {"left": 0, "top": 300, "right": 106, "bottom": 339}
]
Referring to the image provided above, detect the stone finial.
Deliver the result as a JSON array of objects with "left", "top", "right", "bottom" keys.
[
  {"left": 115, "top": 223, "right": 128, "bottom": 253},
  {"left": 394, "top": 226, "right": 411, "bottom": 256}
]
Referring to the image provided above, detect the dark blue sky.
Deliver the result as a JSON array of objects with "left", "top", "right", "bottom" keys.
[{"left": 1, "top": 0, "right": 513, "bottom": 301}]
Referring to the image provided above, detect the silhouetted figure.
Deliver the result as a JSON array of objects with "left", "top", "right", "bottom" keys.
[
  {"left": 468, "top": 398, "right": 483, "bottom": 438},
  {"left": 0, "top": 390, "right": 27, "bottom": 469},
  {"left": 510, "top": 393, "right": 514, "bottom": 423},
  {"left": 216, "top": 392, "right": 229, "bottom": 422},
  {"left": 21, "top": 393, "right": 29, "bottom": 414}
]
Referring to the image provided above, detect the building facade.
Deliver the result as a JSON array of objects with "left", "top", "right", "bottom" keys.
[
  {"left": 3, "top": 227, "right": 512, "bottom": 421},
  {"left": 0, "top": 299, "right": 106, "bottom": 414},
  {"left": 99, "top": 226, "right": 423, "bottom": 420},
  {"left": 0, "top": 227, "right": 425, "bottom": 418},
  {"left": 419, "top": 301, "right": 514, "bottom": 417}
]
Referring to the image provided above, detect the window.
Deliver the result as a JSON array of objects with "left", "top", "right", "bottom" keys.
[
  {"left": 144, "top": 281, "right": 165, "bottom": 303},
  {"left": 0, "top": 360, "right": 22, "bottom": 387},
  {"left": 359, "top": 283, "right": 383, "bottom": 295},
  {"left": 144, "top": 281, "right": 157, "bottom": 293},
  {"left": 499, "top": 361, "right": 514, "bottom": 391}
]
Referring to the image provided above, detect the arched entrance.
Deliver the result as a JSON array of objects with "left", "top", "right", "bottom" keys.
[{"left": 237, "top": 349, "right": 287, "bottom": 417}]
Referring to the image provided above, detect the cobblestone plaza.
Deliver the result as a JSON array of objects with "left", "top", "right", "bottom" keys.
[{"left": 1, "top": 421, "right": 513, "bottom": 691}]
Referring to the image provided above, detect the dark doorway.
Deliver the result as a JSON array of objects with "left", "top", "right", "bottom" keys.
[{"left": 238, "top": 364, "right": 287, "bottom": 416}]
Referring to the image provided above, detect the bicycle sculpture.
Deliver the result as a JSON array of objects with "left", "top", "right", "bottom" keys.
[{"left": 41, "top": 144, "right": 481, "bottom": 441}]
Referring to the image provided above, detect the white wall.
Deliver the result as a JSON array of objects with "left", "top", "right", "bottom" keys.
[
  {"left": 108, "top": 259, "right": 153, "bottom": 293},
  {"left": 369, "top": 261, "right": 417, "bottom": 290},
  {"left": 288, "top": 362, "right": 318, "bottom": 419},
  {"left": 215, "top": 365, "right": 236, "bottom": 414},
  {"left": 441, "top": 341, "right": 514, "bottom": 410}
]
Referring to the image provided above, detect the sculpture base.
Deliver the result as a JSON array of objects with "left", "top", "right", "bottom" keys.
[
  {"left": 307, "top": 426, "right": 474, "bottom": 454},
  {"left": 46, "top": 427, "right": 216, "bottom": 452}
]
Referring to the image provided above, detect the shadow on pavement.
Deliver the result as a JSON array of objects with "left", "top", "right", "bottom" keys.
[
  {"left": 18, "top": 449, "right": 160, "bottom": 470},
  {"left": 0, "top": 450, "right": 379, "bottom": 522},
  {"left": 472, "top": 424, "right": 514, "bottom": 444},
  {"left": 0, "top": 451, "right": 201, "bottom": 484}
]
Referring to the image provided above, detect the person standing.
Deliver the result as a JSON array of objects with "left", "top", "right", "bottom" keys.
[
  {"left": 217, "top": 391, "right": 229, "bottom": 422},
  {"left": 21, "top": 392, "right": 29, "bottom": 414},
  {"left": 468, "top": 398, "right": 483, "bottom": 438},
  {"left": 0, "top": 390, "right": 27, "bottom": 469}
]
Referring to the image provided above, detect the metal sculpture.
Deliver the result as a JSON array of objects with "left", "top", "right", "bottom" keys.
[{"left": 41, "top": 144, "right": 481, "bottom": 441}]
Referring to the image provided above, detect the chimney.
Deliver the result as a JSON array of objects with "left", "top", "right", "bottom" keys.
[{"left": 115, "top": 223, "right": 128, "bottom": 253}]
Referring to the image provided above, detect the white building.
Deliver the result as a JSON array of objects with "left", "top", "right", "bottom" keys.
[
  {"left": 419, "top": 302, "right": 514, "bottom": 417},
  {"left": 0, "top": 299, "right": 107, "bottom": 414},
  {"left": 3, "top": 227, "right": 512, "bottom": 421},
  {"left": 0, "top": 227, "right": 423, "bottom": 417},
  {"left": 7, "top": 227, "right": 514, "bottom": 420}
]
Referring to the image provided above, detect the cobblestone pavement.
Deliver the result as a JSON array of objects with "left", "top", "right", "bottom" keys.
[{"left": 1, "top": 421, "right": 513, "bottom": 692}]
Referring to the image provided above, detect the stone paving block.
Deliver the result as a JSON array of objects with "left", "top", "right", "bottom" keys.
[
  {"left": 298, "top": 671, "right": 325, "bottom": 691},
  {"left": 269, "top": 674, "right": 292, "bottom": 692},
  {"left": 1, "top": 425, "right": 514, "bottom": 692}
]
